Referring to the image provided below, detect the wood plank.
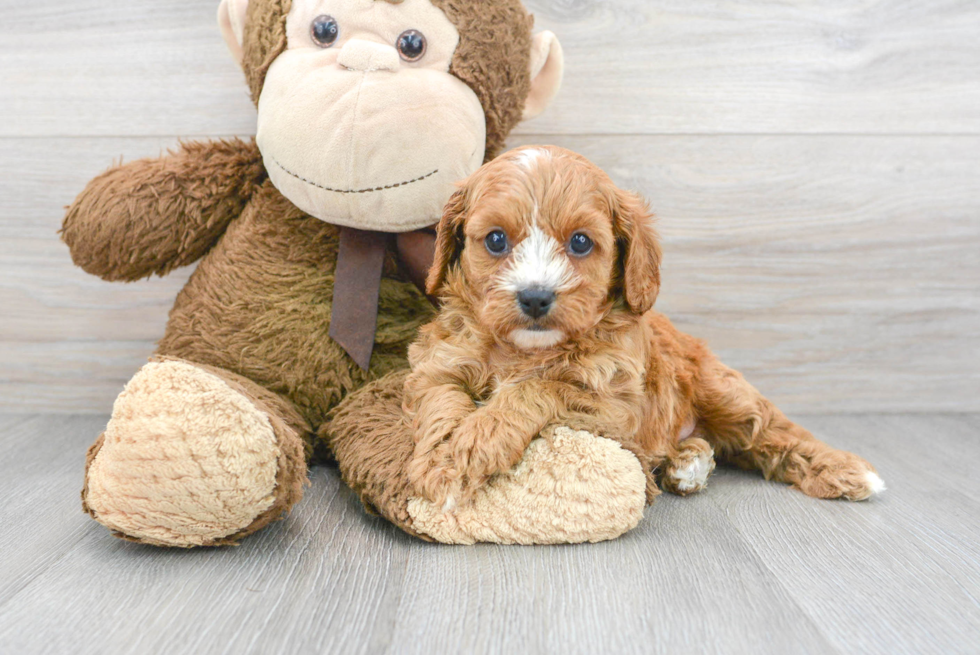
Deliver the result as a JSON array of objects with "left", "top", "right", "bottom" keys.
[
  {"left": 0, "top": 415, "right": 104, "bottom": 605},
  {"left": 389, "top": 494, "right": 835, "bottom": 655},
  {"left": 0, "top": 137, "right": 191, "bottom": 343},
  {"left": 2, "top": 0, "right": 979, "bottom": 137},
  {"left": 0, "top": 416, "right": 838, "bottom": 655},
  {"left": 0, "top": 342, "right": 155, "bottom": 414},
  {"left": 2, "top": 134, "right": 977, "bottom": 413},
  {"left": 708, "top": 414, "right": 980, "bottom": 654},
  {"left": 2, "top": 415, "right": 978, "bottom": 654},
  {"left": 0, "top": 1, "right": 256, "bottom": 138},
  {"left": 0, "top": 417, "right": 412, "bottom": 655}
]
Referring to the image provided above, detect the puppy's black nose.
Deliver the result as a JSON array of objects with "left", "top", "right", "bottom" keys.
[{"left": 517, "top": 287, "right": 556, "bottom": 319}]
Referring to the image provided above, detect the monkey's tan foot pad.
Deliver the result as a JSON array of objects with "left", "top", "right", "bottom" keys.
[
  {"left": 82, "top": 359, "right": 304, "bottom": 548},
  {"left": 407, "top": 427, "right": 647, "bottom": 545}
]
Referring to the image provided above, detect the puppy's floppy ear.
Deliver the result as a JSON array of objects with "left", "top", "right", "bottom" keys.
[
  {"left": 612, "top": 189, "right": 662, "bottom": 314},
  {"left": 426, "top": 187, "right": 469, "bottom": 296}
]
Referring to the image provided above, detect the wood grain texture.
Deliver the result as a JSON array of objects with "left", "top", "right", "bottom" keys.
[
  {"left": 2, "top": 135, "right": 977, "bottom": 413},
  {"left": 387, "top": 498, "right": 835, "bottom": 655},
  {"left": 709, "top": 414, "right": 980, "bottom": 654},
  {"left": 1, "top": 0, "right": 979, "bottom": 137},
  {"left": 0, "top": 414, "right": 978, "bottom": 654},
  {"left": 0, "top": 415, "right": 104, "bottom": 605}
]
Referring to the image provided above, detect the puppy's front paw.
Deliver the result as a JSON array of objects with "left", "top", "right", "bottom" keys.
[
  {"left": 661, "top": 438, "right": 716, "bottom": 497},
  {"left": 452, "top": 410, "right": 530, "bottom": 486},
  {"left": 660, "top": 437, "right": 715, "bottom": 496},
  {"left": 409, "top": 410, "right": 534, "bottom": 510},
  {"left": 407, "top": 450, "right": 464, "bottom": 511}
]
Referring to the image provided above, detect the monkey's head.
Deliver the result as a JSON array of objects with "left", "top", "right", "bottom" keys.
[{"left": 218, "top": 0, "right": 563, "bottom": 232}]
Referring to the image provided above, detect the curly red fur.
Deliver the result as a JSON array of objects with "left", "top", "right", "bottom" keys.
[{"left": 404, "top": 146, "right": 883, "bottom": 507}]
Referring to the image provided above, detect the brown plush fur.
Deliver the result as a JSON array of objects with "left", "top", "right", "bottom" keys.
[
  {"left": 324, "top": 369, "right": 432, "bottom": 540},
  {"left": 64, "top": 0, "right": 541, "bottom": 546},
  {"left": 63, "top": 148, "right": 431, "bottom": 445},
  {"left": 429, "top": 0, "right": 534, "bottom": 160},
  {"left": 62, "top": 138, "right": 266, "bottom": 281},
  {"left": 155, "top": 179, "right": 433, "bottom": 438},
  {"left": 403, "top": 146, "right": 883, "bottom": 507},
  {"left": 242, "top": 0, "right": 292, "bottom": 104},
  {"left": 241, "top": 0, "right": 534, "bottom": 161}
]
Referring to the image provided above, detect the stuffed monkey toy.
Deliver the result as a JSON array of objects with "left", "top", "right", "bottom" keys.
[{"left": 65, "top": 0, "right": 648, "bottom": 547}]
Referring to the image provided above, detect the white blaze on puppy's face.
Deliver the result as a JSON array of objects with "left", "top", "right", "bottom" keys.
[
  {"left": 500, "top": 224, "right": 576, "bottom": 295},
  {"left": 498, "top": 224, "right": 577, "bottom": 350}
]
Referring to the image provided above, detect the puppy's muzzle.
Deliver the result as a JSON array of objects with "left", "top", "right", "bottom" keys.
[{"left": 517, "top": 287, "right": 556, "bottom": 319}]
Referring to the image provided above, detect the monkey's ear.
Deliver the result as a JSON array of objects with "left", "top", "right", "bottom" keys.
[
  {"left": 218, "top": 0, "right": 249, "bottom": 65},
  {"left": 612, "top": 190, "right": 662, "bottom": 315},
  {"left": 426, "top": 188, "right": 469, "bottom": 297},
  {"left": 523, "top": 31, "right": 564, "bottom": 121}
]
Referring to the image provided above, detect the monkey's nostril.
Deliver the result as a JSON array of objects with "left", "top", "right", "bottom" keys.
[{"left": 517, "top": 287, "right": 556, "bottom": 319}]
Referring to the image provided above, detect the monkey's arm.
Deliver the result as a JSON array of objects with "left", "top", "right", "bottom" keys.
[{"left": 61, "top": 138, "right": 265, "bottom": 281}]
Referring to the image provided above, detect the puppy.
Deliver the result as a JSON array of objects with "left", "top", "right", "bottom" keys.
[{"left": 404, "top": 146, "right": 884, "bottom": 510}]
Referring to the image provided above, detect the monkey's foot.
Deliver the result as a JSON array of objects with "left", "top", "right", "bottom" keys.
[
  {"left": 407, "top": 426, "right": 646, "bottom": 545},
  {"left": 83, "top": 359, "right": 307, "bottom": 547}
]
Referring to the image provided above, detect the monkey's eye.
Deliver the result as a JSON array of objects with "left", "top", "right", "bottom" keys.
[
  {"left": 569, "top": 233, "right": 594, "bottom": 256},
  {"left": 311, "top": 15, "right": 339, "bottom": 48},
  {"left": 397, "top": 30, "right": 427, "bottom": 62},
  {"left": 485, "top": 230, "right": 509, "bottom": 256}
]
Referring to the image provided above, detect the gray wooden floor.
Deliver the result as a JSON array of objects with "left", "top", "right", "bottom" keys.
[{"left": 0, "top": 414, "right": 977, "bottom": 655}]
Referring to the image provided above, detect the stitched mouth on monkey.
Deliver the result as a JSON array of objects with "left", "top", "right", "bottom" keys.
[
  {"left": 256, "top": 49, "right": 487, "bottom": 232},
  {"left": 271, "top": 157, "right": 440, "bottom": 196}
]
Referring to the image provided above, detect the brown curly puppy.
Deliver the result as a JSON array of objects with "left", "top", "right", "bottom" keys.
[{"left": 403, "top": 146, "right": 885, "bottom": 510}]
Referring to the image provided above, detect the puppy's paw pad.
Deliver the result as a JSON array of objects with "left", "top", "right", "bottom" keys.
[
  {"left": 662, "top": 445, "right": 716, "bottom": 497},
  {"left": 670, "top": 452, "right": 714, "bottom": 493},
  {"left": 799, "top": 457, "right": 885, "bottom": 502}
]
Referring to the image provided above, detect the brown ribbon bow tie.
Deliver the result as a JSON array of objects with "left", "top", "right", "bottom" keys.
[{"left": 329, "top": 226, "right": 436, "bottom": 371}]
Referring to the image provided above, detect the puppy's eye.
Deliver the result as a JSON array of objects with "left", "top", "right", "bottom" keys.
[
  {"left": 311, "top": 15, "right": 340, "bottom": 48},
  {"left": 484, "top": 230, "right": 509, "bottom": 256},
  {"left": 397, "top": 29, "right": 427, "bottom": 62},
  {"left": 569, "top": 233, "right": 594, "bottom": 256}
]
